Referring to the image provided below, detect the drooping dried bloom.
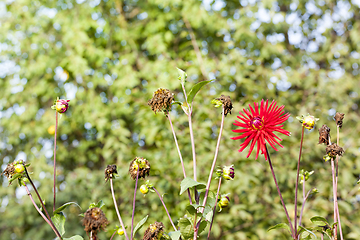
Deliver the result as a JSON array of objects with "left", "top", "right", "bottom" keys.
[
  {"left": 142, "top": 222, "right": 165, "bottom": 240},
  {"left": 83, "top": 207, "right": 109, "bottom": 239},
  {"left": 104, "top": 164, "right": 117, "bottom": 182},
  {"left": 51, "top": 99, "right": 70, "bottom": 113},
  {"left": 2, "top": 160, "right": 26, "bottom": 184},
  {"left": 318, "top": 125, "right": 330, "bottom": 145},
  {"left": 214, "top": 95, "right": 233, "bottom": 116},
  {"left": 334, "top": 112, "right": 345, "bottom": 128},
  {"left": 2, "top": 163, "right": 16, "bottom": 180},
  {"left": 326, "top": 143, "right": 344, "bottom": 158},
  {"left": 231, "top": 100, "right": 290, "bottom": 160},
  {"left": 129, "top": 157, "right": 150, "bottom": 180},
  {"left": 148, "top": 88, "right": 174, "bottom": 114}
]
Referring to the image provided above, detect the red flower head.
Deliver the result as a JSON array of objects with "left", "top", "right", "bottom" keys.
[{"left": 231, "top": 99, "right": 290, "bottom": 160}]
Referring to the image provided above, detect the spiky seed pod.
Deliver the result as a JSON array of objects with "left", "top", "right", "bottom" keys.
[
  {"left": 129, "top": 157, "right": 150, "bottom": 180},
  {"left": 83, "top": 207, "right": 109, "bottom": 238},
  {"left": 148, "top": 88, "right": 174, "bottom": 114},
  {"left": 215, "top": 95, "right": 233, "bottom": 116},
  {"left": 142, "top": 222, "right": 165, "bottom": 240},
  {"left": 326, "top": 143, "right": 344, "bottom": 158},
  {"left": 104, "top": 164, "right": 117, "bottom": 182}
]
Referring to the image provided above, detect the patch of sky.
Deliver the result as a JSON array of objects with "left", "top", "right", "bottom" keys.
[
  {"left": 305, "top": 1, "right": 322, "bottom": 15},
  {"left": 89, "top": 0, "right": 101, "bottom": 8},
  {"left": 273, "top": 13, "right": 284, "bottom": 24},
  {"left": 64, "top": 82, "right": 77, "bottom": 100},
  {"left": 137, "top": 12, "right": 148, "bottom": 20}
]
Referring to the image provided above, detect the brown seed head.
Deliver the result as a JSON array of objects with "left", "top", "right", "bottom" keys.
[
  {"left": 148, "top": 88, "right": 174, "bottom": 114},
  {"left": 104, "top": 164, "right": 117, "bottom": 182},
  {"left": 334, "top": 112, "right": 345, "bottom": 128},
  {"left": 318, "top": 125, "right": 330, "bottom": 145},
  {"left": 2, "top": 163, "right": 16, "bottom": 180},
  {"left": 83, "top": 207, "right": 109, "bottom": 238},
  {"left": 326, "top": 143, "right": 344, "bottom": 158},
  {"left": 128, "top": 157, "right": 150, "bottom": 180},
  {"left": 216, "top": 95, "right": 233, "bottom": 116},
  {"left": 142, "top": 222, "right": 165, "bottom": 240}
]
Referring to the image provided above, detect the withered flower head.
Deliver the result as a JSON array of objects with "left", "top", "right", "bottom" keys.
[
  {"left": 2, "top": 162, "right": 16, "bottom": 180},
  {"left": 334, "top": 112, "right": 345, "bottom": 128},
  {"left": 148, "top": 88, "right": 174, "bottom": 114},
  {"left": 142, "top": 222, "right": 165, "bottom": 240},
  {"left": 326, "top": 143, "right": 344, "bottom": 158},
  {"left": 318, "top": 125, "right": 330, "bottom": 145},
  {"left": 129, "top": 157, "right": 150, "bottom": 180},
  {"left": 214, "top": 95, "right": 233, "bottom": 116},
  {"left": 104, "top": 164, "right": 117, "bottom": 182},
  {"left": 2, "top": 160, "right": 26, "bottom": 185},
  {"left": 83, "top": 207, "right": 109, "bottom": 238}
]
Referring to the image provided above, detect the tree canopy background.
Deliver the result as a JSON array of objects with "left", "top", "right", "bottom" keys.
[{"left": 1, "top": 0, "right": 360, "bottom": 239}]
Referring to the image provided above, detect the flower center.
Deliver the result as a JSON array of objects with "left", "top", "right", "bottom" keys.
[{"left": 251, "top": 116, "right": 264, "bottom": 130}]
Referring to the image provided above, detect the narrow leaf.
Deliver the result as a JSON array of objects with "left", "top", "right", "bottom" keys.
[
  {"left": 267, "top": 223, "right": 291, "bottom": 235},
  {"left": 180, "top": 177, "right": 206, "bottom": 195},
  {"left": 54, "top": 202, "right": 81, "bottom": 214},
  {"left": 133, "top": 215, "right": 148, "bottom": 237},
  {"left": 310, "top": 216, "right": 330, "bottom": 227},
  {"left": 298, "top": 226, "right": 317, "bottom": 239},
  {"left": 186, "top": 80, "right": 212, "bottom": 104},
  {"left": 63, "top": 235, "right": 84, "bottom": 240},
  {"left": 51, "top": 212, "right": 66, "bottom": 236}
]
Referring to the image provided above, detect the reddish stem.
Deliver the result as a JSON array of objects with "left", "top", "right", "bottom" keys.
[{"left": 53, "top": 111, "right": 58, "bottom": 212}]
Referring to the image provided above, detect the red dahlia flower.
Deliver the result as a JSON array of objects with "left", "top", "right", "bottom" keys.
[{"left": 231, "top": 99, "right": 290, "bottom": 160}]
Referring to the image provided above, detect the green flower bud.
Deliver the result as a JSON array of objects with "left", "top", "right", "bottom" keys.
[
  {"left": 51, "top": 98, "right": 70, "bottom": 113},
  {"left": 14, "top": 164, "right": 24, "bottom": 173},
  {"left": 222, "top": 165, "right": 235, "bottom": 180},
  {"left": 218, "top": 195, "right": 230, "bottom": 208},
  {"left": 296, "top": 114, "right": 319, "bottom": 130},
  {"left": 117, "top": 228, "right": 124, "bottom": 235}
]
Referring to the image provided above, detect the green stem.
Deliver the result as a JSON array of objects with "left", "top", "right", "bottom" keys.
[
  {"left": 207, "top": 177, "right": 222, "bottom": 239},
  {"left": 294, "top": 126, "right": 305, "bottom": 236},
  {"left": 266, "top": 146, "right": 296, "bottom": 239}
]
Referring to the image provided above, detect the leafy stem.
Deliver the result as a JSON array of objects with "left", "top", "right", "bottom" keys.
[{"left": 152, "top": 187, "right": 177, "bottom": 231}]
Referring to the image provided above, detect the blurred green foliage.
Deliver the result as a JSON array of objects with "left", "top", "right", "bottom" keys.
[{"left": 1, "top": 0, "right": 360, "bottom": 239}]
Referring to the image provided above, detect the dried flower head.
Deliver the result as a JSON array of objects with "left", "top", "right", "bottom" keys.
[
  {"left": 148, "top": 88, "right": 174, "bottom": 114},
  {"left": 83, "top": 207, "right": 109, "bottom": 238},
  {"left": 129, "top": 157, "right": 150, "bottom": 180},
  {"left": 2, "top": 160, "right": 27, "bottom": 185},
  {"left": 213, "top": 95, "right": 233, "bottom": 116},
  {"left": 231, "top": 99, "right": 290, "bottom": 160},
  {"left": 51, "top": 98, "right": 70, "bottom": 113},
  {"left": 318, "top": 125, "right": 330, "bottom": 145},
  {"left": 104, "top": 164, "right": 118, "bottom": 182},
  {"left": 142, "top": 222, "right": 165, "bottom": 240},
  {"left": 334, "top": 112, "right": 345, "bottom": 128},
  {"left": 326, "top": 143, "right": 344, "bottom": 158}
]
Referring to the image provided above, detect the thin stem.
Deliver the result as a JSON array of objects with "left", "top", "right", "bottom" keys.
[
  {"left": 202, "top": 106, "right": 225, "bottom": 212},
  {"left": 53, "top": 111, "right": 58, "bottom": 212},
  {"left": 110, "top": 178, "right": 129, "bottom": 240},
  {"left": 207, "top": 177, "right": 222, "bottom": 240},
  {"left": 188, "top": 113, "right": 197, "bottom": 181},
  {"left": 193, "top": 211, "right": 198, "bottom": 240},
  {"left": 336, "top": 126, "right": 344, "bottom": 240},
  {"left": 152, "top": 187, "right": 177, "bottom": 231},
  {"left": 331, "top": 159, "right": 338, "bottom": 239},
  {"left": 298, "top": 176, "right": 306, "bottom": 228},
  {"left": 321, "top": 233, "right": 324, "bottom": 240},
  {"left": 298, "top": 188, "right": 314, "bottom": 240},
  {"left": 24, "top": 185, "right": 62, "bottom": 239},
  {"left": 23, "top": 164, "right": 62, "bottom": 239},
  {"left": 266, "top": 146, "right": 296, "bottom": 239},
  {"left": 110, "top": 230, "right": 117, "bottom": 240},
  {"left": 294, "top": 126, "right": 305, "bottom": 235},
  {"left": 167, "top": 111, "right": 192, "bottom": 204},
  {"left": 130, "top": 168, "right": 140, "bottom": 240}
]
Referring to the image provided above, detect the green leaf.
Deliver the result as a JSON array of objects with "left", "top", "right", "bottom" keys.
[
  {"left": 186, "top": 205, "right": 197, "bottom": 216},
  {"left": 51, "top": 212, "right": 66, "bottom": 236},
  {"left": 168, "top": 231, "right": 181, "bottom": 240},
  {"left": 186, "top": 80, "right": 212, "bottom": 105},
  {"left": 54, "top": 202, "right": 81, "bottom": 214},
  {"left": 298, "top": 226, "right": 317, "bottom": 239},
  {"left": 198, "top": 220, "right": 207, "bottom": 234},
  {"left": 133, "top": 215, "right": 148, "bottom": 237},
  {"left": 63, "top": 235, "right": 84, "bottom": 240},
  {"left": 172, "top": 101, "right": 183, "bottom": 106},
  {"left": 310, "top": 216, "right": 330, "bottom": 227},
  {"left": 178, "top": 218, "right": 193, "bottom": 239},
  {"left": 180, "top": 177, "right": 206, "bottom": 195},
  {"left": 202, "top": 205, "right": 213, "bottom": 222},
  {"left": 89, "top": 200, "right": 105, "bottom": 209},
  {"left": 267, "top": 223, "right": 292, "bottom": 235},
  {"left": 177, "top": 67, "right": 187, "bottom": 85}
]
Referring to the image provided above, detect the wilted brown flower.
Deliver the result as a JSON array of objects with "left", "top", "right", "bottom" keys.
[
  {"left": 148, "top": 88, "right": 174, "bottom": 114},
  {"left": 334, "top": 112, "right": 345, "bottom": 128},
  {"left": 142, "top": 222, "right": 165, "bottom": 240},
  {"left": 2, "top": 163, "right": 16, "bottom": 180},
  {"left": 318, "top": 125, "right": 330, "bottom": 145},
  {"left": 326, "top": 143, "right": 344, "bottom": 158},
  {"left": 83, "top": 207, "right": 109, "bottom": 239},
  {"left": 129, "top": 157, "right": 150, "bottom": 180},
  {"left": 215, "top": 95, "right": 233, "bottom": 116},
  {"left": 104, "top": 164, "right": 117, "bottom": 182}
]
